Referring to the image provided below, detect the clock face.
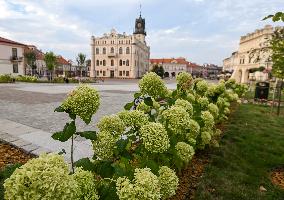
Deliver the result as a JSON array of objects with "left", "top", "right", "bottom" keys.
[{"left": 137, "top": 22, "right": 142, "bottom": 28}]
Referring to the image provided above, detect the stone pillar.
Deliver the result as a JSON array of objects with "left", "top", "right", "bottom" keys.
[
  {"left": 90, "top": 36, "right": 95, "bottom": 78},
  {"left": 241, "top": 69, "right": 249, "bottom": 83}
]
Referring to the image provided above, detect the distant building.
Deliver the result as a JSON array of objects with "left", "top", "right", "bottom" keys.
[
  {"left": 90, "top": 14, "right": 150, "bottom": 79},
  {"left": 223, "top": 25, "right": 278, "bottom": 83},
  {"left": 0, "top": 37, "right": 26, "bottom": 75},
  {"left": 202, "top": 63, "right": 222, "bottom": 78},
  {"left": 150, "top": 57, "right": 190, "bottom": 78}
]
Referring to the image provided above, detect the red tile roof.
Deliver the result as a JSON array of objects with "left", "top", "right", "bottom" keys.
[
  {"left": 0, "top": 36, "right": 26, "bottom": 46},
  {"left": 150, "top": 58, "right": 189, "bottom": 65},
  {"left": 57, "top": 56, "right": 70, "bottom": 65}
]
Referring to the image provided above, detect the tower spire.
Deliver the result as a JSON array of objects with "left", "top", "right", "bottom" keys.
[{"left": 139, "top": 3, "right": 142, "bottom": 17}]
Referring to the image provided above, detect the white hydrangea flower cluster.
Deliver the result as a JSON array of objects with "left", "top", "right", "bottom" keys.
[
  {"left": 4, "top": 154, "right": 77, "bottom": 200},
  {"left": 205, "top": 85, "right": 216, "bottom": 97},
  {"left": 207, "top": 103, "right": 219, "bottom": 119},
  {"left": 116, "top": 168, "right": 161, "bottom": 200},
  {"left": 201, "top": 111, "right": 215, "bottom": 130},
  {"left": 140, "top": 122, "right": 170, "bottom": 153},
  {"left": 215, "top": 82, "right": 226, "bottom": 94},
  {"left": 118, "top": 110, "right": 149, "bottom": 130},
  {"left": 73, "top": 167, "right": 100, "bottom": 200},
  {"left": 175, "top": 142, "right": 195, "bottom": 163},
  {"left": 174, "top": 99, "right": 193, "bottom": 116},
  {"left": 197, "top": 97, "right": 209, "bottom": 110},
  {"left": 92, "top": 131, "right": 116, "bottom": 160},
  {"left": 187, "top": 119, "right": 200, "bottom": 140},
  {"left": 97, "top": 114, "right": 125, "bottom": 135},
  {"left": 200, "top": 131, "right": 212, "bottom": 145},
  {"left": 176, "top": 72, "right": 193, "bottom": 90},
  {"left": 186, "top": 93, "right": 195, "bottom": 103},
  {"left": 139, "top": 72, "right": 168, "bottom": 99},
  {"left": 196, "top": 80, "right": 208, "bottom": 94},
  {"left": 161, "top": 106, "right": 191, "bottom": 134},
  {"left": 62, "top": 84, "right": 100, "bottom": 123},
  {"left": 158, "top": 166, "right": 179, "bottom": 199}
]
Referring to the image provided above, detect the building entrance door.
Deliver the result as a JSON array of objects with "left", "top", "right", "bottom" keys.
[{"left": 110, "top": 70, "right": 114, "bottom": 78}]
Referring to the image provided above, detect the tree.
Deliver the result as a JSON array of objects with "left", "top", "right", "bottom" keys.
[
  {"left": 264, "top": 11, "right": 284, "bottom": 115},
  {"left": 76, "top": 53, "right": 86, "bottom": 78},
  {"left": 44, "top": 52, "right": 57, "bottom": 81},
  {"left": 263, "top": 12, "right": 284, "bottom": 22},
  {"left": 151, "top": 64, "right": 165, "bottom": 78},
  {"left": 24, "top": 51, "right": 37, "bottom": 76}
]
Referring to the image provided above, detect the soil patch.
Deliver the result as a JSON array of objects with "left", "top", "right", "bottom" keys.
[{"left": 271, "top": 167, "right": 284, "bottom": 190}]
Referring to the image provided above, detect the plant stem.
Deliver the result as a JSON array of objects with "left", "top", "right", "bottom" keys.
[{"left": 71, "top": 134, "right": 74, "bottom": 173}]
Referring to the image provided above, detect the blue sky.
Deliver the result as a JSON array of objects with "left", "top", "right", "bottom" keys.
[{"left": 0, "top": 0, "right": 283, "bottom": 65}]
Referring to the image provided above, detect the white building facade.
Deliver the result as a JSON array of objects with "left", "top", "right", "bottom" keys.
[
  {"left": 223, "top": 25, "right": 278, "bottom": 83},
  {"left": 0, "top": 37, "right": 26, "bottom": 75},
  {"left": 90, "top": 15, "right": 150, "bottom": 78}
]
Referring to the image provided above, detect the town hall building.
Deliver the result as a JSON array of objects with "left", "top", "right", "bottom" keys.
[{"left": 90, "top": 14, "right": 150, "bottom": 79}]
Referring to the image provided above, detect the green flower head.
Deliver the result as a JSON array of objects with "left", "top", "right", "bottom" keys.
[
  {"left": 118, "top": 110, "right": 149, "bottom": 130},
  {"left": 174, "top": 99, "right": 193, "bottom": 116},
  {"left": 176, "top": 72, "right": 193, "bottom": 90},
  {"left": 196, "top": 80, "right": 208, "bottom": 94},
  {"left": 175, "top": 142, "right": 195, "bottom": 163},
  {"left": 201, "top": 111, "right": 215, "bottom": 130},
  {"left": 208, "top": 103, "right": 219, "bottom": 119},
  {"left": 97, "top": 114, "right": 125, "bottom": 135},
  {"left": 158, "top": 166, "right": 179, "bottom": 199},
  {"left": 4, "top": 154, "right": 77, "bottom": 200},
  {"left": 140, "top": 122, "right": 170, "bottom": 153},
  {"left": 139, "top": 72, "right": 168, "bottom": 99},
  {"left": 92, "top": 131, "right": 116, "bottom": 160},
  {"left": 197, "top": 97, "right": 210, "bottom": 110},
  {"left": 62, "top": 84, "right": 100, "bottom": 124}
]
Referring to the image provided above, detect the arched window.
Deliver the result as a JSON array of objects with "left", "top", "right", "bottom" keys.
[
  {"left": 111, "top": 47, "right": 114, "bottom": 53},
  {"left": 103, "top": 60, "right": 106, "bottom": 66},
  {"left": 111, "top": 59, "right": 114, "bottom": 66},
  {"left": 103, "top": 48, "right": 106, "bottom": 54},
  {"left": 126, "top": 47, "right": 130, "bottom": 54},
  {"left": 126, "top": 59, "right": 129, "bottom": 66},
  {"left": 96, "top": 48, "right": 99, "bottom": 54},
  {"left": 96, "top": 60, "right": 99, "bottom": 66},
  {"left": 119, "top": 60, "right": 122, "bottom": 66},
  {"left": 119, "top": 47, "right": 123, "bottom": 54}
]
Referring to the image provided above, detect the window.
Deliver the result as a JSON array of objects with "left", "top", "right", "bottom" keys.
[
  {"left": 123, "top": 70, "right": 125, "bottom": 75},
  {"left": 103, "top": 48, "right": 106, "bottom": 54},
  {"left": 119, "top": 60, "right": 122, "bottom": 66},
  {"left": 13, "top": 63, "right": 18, "bottom": 73},
  {"left": 96, "top": 60, "right": 99, "bottom": 66},
  {"left": 123, "top": 61, "right": 125, "bottom": 65},
  {"left": 12, "top": 48, "right": 17, "bottom": 57},
  {"left": 111, "top": 59, "right": 114, "bottom": 66},
  {"left": 126, "top": 71, "right": 129, "bottom": 76},
  {"left": 119, "top": 47, "right": 123, "bottom": 54},
  {"left": 111, "top": 47, "right": 114, "bottom": 53},
  {"left": 135, "top": 60, "right": 136, "bottom": 66},
  {"left": 103, "top": 60, "right": 106, "bottom": 66},
  {"left": 119, "top": 71, "right": 122, "bottom": 76},
  {"left": 100, "top": 70, "right": 102, "bottom": 73},
  {"left": 96, "top": 48, "right": 99, "bottom": 54},
  {"left": 96, "top": 71, "right": 99, "bottom": 76},
  {"left": 126, "top": 47, "right": 130, "bottom": 54},
  {"left": 126, "top": 59, "right": 129, "bottom": 66},
  {"left": 100, "top": 61, "right": 102, "bottom": 65},
  {"left": 103, "top": 71, "right": 106, "bottom": 76}
]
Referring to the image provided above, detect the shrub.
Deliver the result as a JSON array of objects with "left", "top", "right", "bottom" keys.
[
  {"left": 0, "top": 74, "right": 14, "bottom": 83},
  {"left": 158, "top": 166, "right": 179, "bottom": 199},
  {"left": 15, "top": 75, "right": 38, "bottom": 82}
]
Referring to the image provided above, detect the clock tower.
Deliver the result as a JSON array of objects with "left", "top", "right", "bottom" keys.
[{"left": 134, "top": 13, "right": 146, "bottom": 43}]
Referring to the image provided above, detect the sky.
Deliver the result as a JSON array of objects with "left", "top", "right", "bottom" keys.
[{"left": 0, "top": 0, "right": 283, "bottom": 65}]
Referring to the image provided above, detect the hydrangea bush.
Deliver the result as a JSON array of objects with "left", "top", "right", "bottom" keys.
[{"left": 5, "top": 74, "right": 248, "bottom": 200}]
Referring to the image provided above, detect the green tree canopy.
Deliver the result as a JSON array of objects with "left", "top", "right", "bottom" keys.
[
  {"left": 76, "top": 53, "right": 86, "bottom": 77},
  {"left": 151, "top": 64, "right": 165, "bottom": 78}
]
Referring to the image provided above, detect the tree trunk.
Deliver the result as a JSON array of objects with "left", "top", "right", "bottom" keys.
[{"left": 277, "top": 79, "right": 283, "bottom": 116}]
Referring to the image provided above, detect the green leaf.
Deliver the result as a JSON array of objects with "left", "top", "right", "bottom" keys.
[
  {"left": 116, "top": 139, "right": 129, "bottom": 153},
  {"left": 68, "top": 113, "right": 76, "bottom": 120},
  {"left": 77, "top": 131, "right": 97, "bottom": 140},
  {"left": 94, "top": 161, "right": 114, "bottom": 178},
  {"left": 124, "top": 102, "right": 134, "bottom": 110},
  {"left": 52, "top": 121, "right": 76, "bottom": 142},
  {"left": 97, "top": 180, "right": 119, "bottom": 200},
  {"left": 54, "top": 105, "right": 65, "bottom": 112},
  {"left": 134, "top": 92, "right": 142, "bottom": 98},
  {"left": 144, "top": 97, "right": 153, "bottom": 106},
  {"left": 273, "top": 12, "right": 283, "bottom": 22},
  {"left": 262, "top": 14, "right": 274, "bottom": 21},
  {"left": 172, "top": 89, "right": 178, "bottom": 98},
  {"left": 74, "top": 158, "right": 96, "bottom": 172}
]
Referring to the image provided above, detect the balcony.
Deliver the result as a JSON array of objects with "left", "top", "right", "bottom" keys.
[
  {"left": 10, "top": 56, "right": 23, "bottom": 62},
  {"left": 107, "top": 53, "right": 117, "bottom": 57}
]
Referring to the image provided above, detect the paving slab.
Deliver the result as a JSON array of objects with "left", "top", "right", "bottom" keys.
[
  {"left": 21, "top": 144, "right": 40, "bottom": 153},
  {"left": 0, "top": 132, "right": 19, "bottom": 142}
]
